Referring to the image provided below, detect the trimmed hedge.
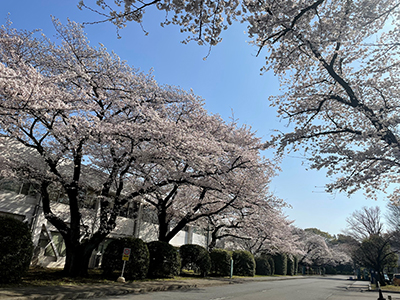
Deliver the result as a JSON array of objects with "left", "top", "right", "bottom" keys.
[
  {"left": 232, "top": 250, "right": 255, "bottom": 277},
  {"left": 210, "top": 248, "right": 232, "bottom": 276},
  {"left": 0, "top": 216, "right": 33, "bottom": 283},
  {"left": 268, "top": 256, "right": 275, "bottom": 275},
  {"left": 147, "top": 241, "right": 181, "bottom": 278},
  {"left": 180, "top": 244, "right": 211, "bottom": 276},
  {"left": 273, "top": 253, "right": 287, "bottom": 275},
  {"left": 255, "top": 255, "right": 271, "bottom": 275},
  {"left": 287, "top": 254, "right": 295, "bottom": 276},
  {"left": 102, "top": 237, "right": 149, "bottom": 280}
]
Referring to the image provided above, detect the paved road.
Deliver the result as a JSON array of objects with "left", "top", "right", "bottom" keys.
[{"left": 86, "top": 275, "right": 398, "bottom": 300}]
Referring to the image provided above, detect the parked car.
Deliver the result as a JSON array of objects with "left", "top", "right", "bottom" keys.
[
  {"left": 393, "top": 274, "right": 400, "bottom": 286},
  {"left": 384, "top": 274, "right": 390, "bottom": 284}
]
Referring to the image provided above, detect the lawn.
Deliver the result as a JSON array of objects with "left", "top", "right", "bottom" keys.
[
  {"left": 1, "top": 267, "right": 115, "bottom": 287},
  {"left": 373, "top": 284, "right": 400, "bottom": 292}
]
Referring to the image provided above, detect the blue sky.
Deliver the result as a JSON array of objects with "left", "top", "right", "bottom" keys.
[{"left": 2, "top": 1, "right": 390, "bottom": 236}]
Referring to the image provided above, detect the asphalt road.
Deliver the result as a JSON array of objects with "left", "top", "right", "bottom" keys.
[{"left": 86, "top": 275, "right": 400, "bottom": 300}]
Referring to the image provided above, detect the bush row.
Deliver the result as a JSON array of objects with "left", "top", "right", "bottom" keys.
[
  {"left": 0, "top": 216, "right": 297, "bottom": 284},
  {"left": 101, "top": 239, "right": 258, "bottom": 279},
  {"left": 101, "top": 239, "right": 302, "bottom": 280},
  {"left": 254, "top": 253, "right": 298, "bottom": 276},
  {"left": 102, "top": 239, "right": 181, "bottom": 280}
]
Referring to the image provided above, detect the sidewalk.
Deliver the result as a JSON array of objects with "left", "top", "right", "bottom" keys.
[
  {"left": 0, "top": 276, "right": 307, "bottom": 300},
  {"left": 346, "top": 280, "right": 371, "bottom": 292}
]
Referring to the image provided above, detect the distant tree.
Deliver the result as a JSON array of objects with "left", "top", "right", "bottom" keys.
[
  {"left": 239, "top": 208, "right": 297, "bottom": 256},
  {"left": 386, "top": 202, "right": 400, "bottom": 232},
  {"left": 207, "top": 197, "right": 294, "bottom": 255},
  {"left": 296, "top": 229, "right": 332, "bottom": 267},
  {"left": 344, "top": 207, "right": 383, "bottom": 241},
  {"left": 305, "top": 228, "right": 335, "bottom": 242},
  {"left": 331, "top": 234, "right": 358, "bottom": 261},
  {"left": 334, "top": 234, "right": 358, "bottom": 246},
  {"left": 385, "top": 202, "right": 400, "bottom": 248},
  {"left": 352, "top": 234, "right": 398, "bottom": 286}
]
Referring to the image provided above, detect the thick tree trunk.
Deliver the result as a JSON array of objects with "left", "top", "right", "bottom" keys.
[{"left": 62, "top": 241, "right": 98, "bottom": 277}]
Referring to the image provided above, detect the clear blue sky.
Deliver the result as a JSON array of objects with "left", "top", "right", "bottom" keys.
[{"left": 2, "top": 1, "right": 390, "bottom": 236}]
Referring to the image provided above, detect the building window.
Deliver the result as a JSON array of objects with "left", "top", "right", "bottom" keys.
[
  {"left": 0, "top": 178, "right": 38, "bottom": 196},
  {"left": 39, "top": 231, "right": 67, "bottom": 257}
]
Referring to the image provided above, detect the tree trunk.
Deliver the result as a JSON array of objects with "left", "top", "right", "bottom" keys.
[
  {"left": 377, "top": 271, "right": 386, "bottom": 286},
  {"left": 62, "top": 242, "right": 98, "bottom": 277},
  {"left": 158, "top": 207, "right": 170, "bottom": 242},
  {"left": 208, "top": 228, "right": 218, "bottom": 251}
]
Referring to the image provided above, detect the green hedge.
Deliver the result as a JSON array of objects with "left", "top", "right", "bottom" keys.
[
  {"left": 287, "top": 254, "right": 295, "bottom": 276},
  {"left": 210, "top": 248, "right": 232, "bottom": 276},
  {"left": 147, "top": 241, "right": 180, "bottom": 278},
  {"left": 293, "top": 256, "right": 298, "bottom": 275},
  {"left": 255, "top": 255, "right": 271, "bottom": 275},
  {"left": 232, "top": 250, "right": 255, "bottom": 277},
  {"left": 273, "top": 253, "right": 287, "bottom": 275},
  {"left": 268, "top": 256, "right": 275, "bottom": 275},
  {"left": 180, "top": 244, "right": 211, "bottom": 276},
  {"left": 102, "top": 237, "right": 149, "bottom": 280},
  {"left": 0, "top": 216, "right": 33, "bottom": 283}
]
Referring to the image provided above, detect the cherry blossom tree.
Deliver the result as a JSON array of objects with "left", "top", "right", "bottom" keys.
[
  {"left": 206, "top": 195, "right": 293, "bottom": 254},
  {"left": 78, "top": 0, "right": 243, "bottom": 46},
  {"left": 137, "top": 117, "right": 280, "bottom": 243},
  {"left": 238, "top": 208, "right": 298, "bottom": 256},
  {"left": 294, "top": 228, "right": 352, "bottom": 269},
  {"left": 295, "top": 229, "right": 332, "bottom": 267},
  {"left": 250, "top": 0, "right": 400, "bottom": 201},
  {"left": 81, "top": 0, "right": 400, "bottom": 200}
]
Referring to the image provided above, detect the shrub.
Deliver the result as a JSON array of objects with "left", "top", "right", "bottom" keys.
[
  {"left": 255, "top": 255, "right": 271, "bottom": 275},
  {"left": 293, "top": 256, "right": 298, "bottom": 275},
  {"left": 0, "top": 216, "right": 33, "bottom": 283},
  {"left": 210, "top": 248, "right": 232, "bottom": 276},
  {"left": 273, "top": 253, "right": 287, "bottom": 275},
  {"left": 268, "top": 256, "right": 275, "bottom": 275},
  {"left": 102, "top": 237, "right": 149, "bottom": 280},
  {"left": 287, "top": 254, "right": 295, "bottom": 276},
  {"left": 180, "top": 244, "right": 211, "bottom": 276},
  {"left": 147, "top": 241, "right": 180, "bottom": 278},
  {"left": 232, "top": 250, "right": 255, "bottom": 277},
  {"left": 325, "top": 265, "right": 337, "bottom": 274}
]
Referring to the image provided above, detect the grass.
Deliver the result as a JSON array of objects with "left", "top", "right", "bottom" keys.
[
  {"left": 0, "top": 267, "right": 115, "bottom": 288},
  {"left": 373, "top": 284, "right": 400, "bottom": 292}
]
